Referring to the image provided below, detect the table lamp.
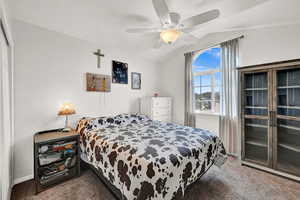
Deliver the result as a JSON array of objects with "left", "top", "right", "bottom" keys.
[{"left": 58, "top": 102, "right": 76, "bottom": 132}]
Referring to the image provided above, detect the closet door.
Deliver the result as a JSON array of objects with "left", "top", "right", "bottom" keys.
[
  {"left": 241, "top": 70, "right": 272, "bottom": 167},
  {"left": 274, "top": 66, "right": 300, "bottom": 176}
]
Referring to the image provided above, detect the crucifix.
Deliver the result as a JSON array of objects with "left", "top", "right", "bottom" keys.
[{"left": 93, "top": 49, "right": 105, "bottom": 68}]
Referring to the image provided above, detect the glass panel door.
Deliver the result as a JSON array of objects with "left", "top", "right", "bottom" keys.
[
  {"left": 243, "top": 71, "right": 270, "bottom": 166},
  {"left": 275, "top": 68, "right": 300, "bottom": 176},
  {"left": 244, "top": 72, "right": 268, "bottom": 116}
]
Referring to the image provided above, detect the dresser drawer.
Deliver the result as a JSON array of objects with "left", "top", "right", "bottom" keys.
[
  {"left": 152, "top": 98, "right": 171, "bottom": 108},
  {"left": 152, "top": 107, "right": 171, "bottom": 117},
  {"left": 153, "top": 115, "right": 171, "bottom": 122}
]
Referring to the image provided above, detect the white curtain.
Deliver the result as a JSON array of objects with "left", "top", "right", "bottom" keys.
[
  {"left": 184, "top": 52, "right": 196, "bottom": 127},
  {"left": 220, "top": 39, "right": 239, "bottom": 156}
]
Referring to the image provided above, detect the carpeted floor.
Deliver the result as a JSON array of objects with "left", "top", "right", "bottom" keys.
[{"left": 11, "top": 157, "right": 300, "bottom": 200}]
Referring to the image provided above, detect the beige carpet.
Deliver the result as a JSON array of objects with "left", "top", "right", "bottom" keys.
[{"left": 11, "top": 157, "right": 300, "bottom": 200}]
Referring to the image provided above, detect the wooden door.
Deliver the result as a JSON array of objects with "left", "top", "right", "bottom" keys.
[
  {"left": 241, "top": 69, "right": 273, "bottom": 167},
  {"left": 273, "top": 66, "right": 300, "bottom": 176}
]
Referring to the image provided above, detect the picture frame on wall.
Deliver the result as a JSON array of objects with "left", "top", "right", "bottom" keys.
[
  {"left": 86, "top": 73, "right": 111, "bottom": 92},
  {"left": 112, "top": 60, "right": 128, "bottom": 84},
  {"left": 131, "top": 72, "right": 141, "bottom": 89}
]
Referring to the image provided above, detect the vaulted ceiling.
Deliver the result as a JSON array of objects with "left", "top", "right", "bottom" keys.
[{"left": 6, "top": 0, "right": 300, "bottom": 63}]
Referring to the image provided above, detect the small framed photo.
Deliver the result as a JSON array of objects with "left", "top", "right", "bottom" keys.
[{"left": 131, "top": 72, "right": 141, "bottom": 89}]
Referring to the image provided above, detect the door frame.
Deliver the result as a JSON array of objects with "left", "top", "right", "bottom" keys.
[{"left": 0, "top": 6, "right": 14, "bottom": 200}]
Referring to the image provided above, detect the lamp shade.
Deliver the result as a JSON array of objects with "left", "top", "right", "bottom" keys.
[
  {"left": 160, "top": 29, "right": 181, "bottom": 44},
  {"left": 58, "top": 102, "right": 76, "bottom": 116}
]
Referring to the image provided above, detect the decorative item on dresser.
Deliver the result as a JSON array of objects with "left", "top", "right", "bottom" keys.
[
  {"left": 239, "top": 58, "right": 300, "bottom": 181},
  {"left": 140, "top": 96, "right": 172, "bottom": 122},
  {"left": 34, "top": 129, "right": 80, "bottom": 193}
]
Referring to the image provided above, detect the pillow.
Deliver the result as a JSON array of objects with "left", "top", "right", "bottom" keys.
[
  {"left": 76, "top": 113, "right": 151, "bottom": 133},
  {"left": 114, "top": 113, "right": 150, "bottom": 125}
]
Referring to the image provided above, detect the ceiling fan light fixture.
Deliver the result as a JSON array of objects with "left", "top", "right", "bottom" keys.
[{"left": 160, "top": 29, "right": 181, "bottom": 44}]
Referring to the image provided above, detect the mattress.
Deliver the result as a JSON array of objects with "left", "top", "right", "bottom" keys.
[{"left": 76, "top": 114, "right": 227, "bottom": 200}]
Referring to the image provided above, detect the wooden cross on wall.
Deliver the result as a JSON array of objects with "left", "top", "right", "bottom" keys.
[{"left": 93, "top": 49, "right": 105, "bottom": 68}]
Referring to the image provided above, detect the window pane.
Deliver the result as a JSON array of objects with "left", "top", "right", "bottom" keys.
[
  {"left": 193, "top": 47, "right": 221, "bottom": 72},
  {"left": 216, "top": 72, "right": 221, "bottom": 86},
  {"left": 200, "top": 75, "right": 211, "bottom": 87},
  {"left": 194, "top": 88, "right": 200, "bottom": 106},
  {"left": 195, "top": 100, "right": 201, "bottom": 111},
  {"left": 192, "top": 46, "right": 221, "bottom": 113},
  {"left": 215, "top": 86, "right": 220, "bottom": 102},
  {"left": 199, "top": 101, "right": 212, "bottom": 111},
  {"left": 200, "top": 87, "right": 212, "bottom": 100},
  {"left": 214, "top": 101, "right": 220, "bottom": 113},
  {"left": 193, "top": 76, "right": 201, "bottom": 87}
]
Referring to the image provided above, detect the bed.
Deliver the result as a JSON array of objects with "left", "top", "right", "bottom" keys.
[{"left": 76, "top": 114, "right": 227, "bottom": 200}]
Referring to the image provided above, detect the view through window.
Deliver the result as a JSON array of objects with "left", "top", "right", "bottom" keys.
[{"left": 193, "top": 47, "right": 221, "bottom": 113}]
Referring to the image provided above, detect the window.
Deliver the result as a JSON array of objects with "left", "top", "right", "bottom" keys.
[{"left": 193, "top": 47, "right": 221, "bottom": 113}]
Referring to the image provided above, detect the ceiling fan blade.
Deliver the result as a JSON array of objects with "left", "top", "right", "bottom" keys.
[
  {"left": 152, "top": 0, "right": 171, "bottom": 25},
  {"left": 180, "top": 33, "right": 200, "bottom": 44},
  {"left": 181, "top": 9, "right": 220, "bottom": 29},
  {"left": 126, "top": 28, "right": 161, "bottom": 33}
]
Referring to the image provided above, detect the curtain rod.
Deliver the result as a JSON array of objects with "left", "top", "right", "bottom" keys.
[{"left": 189, "top": 35, "right": 244, "bottom": 54}]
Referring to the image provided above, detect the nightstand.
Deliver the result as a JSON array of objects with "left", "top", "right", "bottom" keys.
[{"left": 34, "top": 129, "right": 80, "bottom": 193}]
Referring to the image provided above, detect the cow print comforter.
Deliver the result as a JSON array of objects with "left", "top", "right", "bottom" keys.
[{"left": 76, "top": 114, "right": 227, "bottom": 200}]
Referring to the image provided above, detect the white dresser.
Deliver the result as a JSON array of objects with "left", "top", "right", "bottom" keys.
[{"left": 140, "top": 97, "right": 172, "bottom": 123}]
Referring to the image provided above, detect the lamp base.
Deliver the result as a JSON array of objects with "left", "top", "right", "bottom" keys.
[
  {"left": 62, "top": 127, "right": 72, "bottom": 132},
  {"left": 61, "top": 115, "right": 72, "bottom": 132}
]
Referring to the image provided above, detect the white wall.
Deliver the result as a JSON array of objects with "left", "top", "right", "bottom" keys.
[
  {"left": 160, "top": 24, "right": 300, "bottom": 131},
  {"left": 195, "top": 114, "right": 219, "bottom": 136},
  {"left": 12, "top": 20, "right": 160, "bottom": 182},
  {"left": 239, "top": 24, "right": 300, "bottom": 67}
]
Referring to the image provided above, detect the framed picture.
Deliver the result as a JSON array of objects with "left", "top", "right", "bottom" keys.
[
  {"left": 112, "top": 60, "right": 128, "bottom": 84},
  {"left": 86, "top": 73, "right": 111, "bottom": 92},
  {"left": 131, "top": 72, "right": 141, "bottom": 89}
]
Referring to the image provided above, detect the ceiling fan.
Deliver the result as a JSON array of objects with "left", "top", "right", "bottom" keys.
[{"left": 126, "top": 0, "right": 220, "bottom": 46}]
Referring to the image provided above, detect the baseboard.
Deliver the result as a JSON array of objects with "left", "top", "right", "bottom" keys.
[
  {"left": 241, "top": 161, "right": 300, "bottom": 182},
  {"left": 13, "top": 174, "right": 34, "bottom": 185}
]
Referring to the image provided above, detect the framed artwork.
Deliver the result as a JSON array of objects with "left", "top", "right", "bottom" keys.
[
  {"left": 131, "top": 72, "right": 141, "bottom": 89},
  {"left": 112, "top": 60, "right": 128, "bottom": 84},
  {"left": 86, "top": 73, "right": 111, "bottom": 92}
]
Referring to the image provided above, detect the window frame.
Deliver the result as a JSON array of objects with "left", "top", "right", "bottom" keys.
[{"left": 192, "top": 46, "right": 221, "bottom": 115}]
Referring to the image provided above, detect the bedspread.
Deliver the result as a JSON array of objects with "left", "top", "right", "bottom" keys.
[{"left": 76, "top": 114, "right": 226, "bottom": 200}]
